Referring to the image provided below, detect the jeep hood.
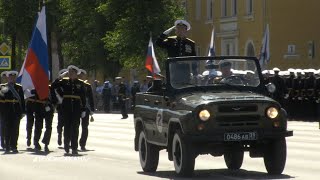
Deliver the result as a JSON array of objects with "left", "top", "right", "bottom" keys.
[{"left": 179, "top": 92, "right": 275, "bottom": 108}]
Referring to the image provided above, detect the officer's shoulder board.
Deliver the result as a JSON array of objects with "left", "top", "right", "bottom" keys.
[
  {"left": 164, "top": 36, "right": 177, "bottom": 42},
  {"left": 167, "top": 36, "right": 177, "bottom": 40},
  {"left": 186, "top": 38, "right": 195, "bottom": 43}
]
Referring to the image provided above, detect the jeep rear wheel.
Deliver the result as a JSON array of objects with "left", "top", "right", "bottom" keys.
[
  {"left": 172, "top": 130, "right": 195, "bottom": 177},
  {"left": 264, "top": 138, "right": 287, "bottom": 175},
  {"left": 139, "top": 131, "right": 159, "bottom": 172},
  {"left": 224, "top": 147, "right": 244, "bottom": 170}
]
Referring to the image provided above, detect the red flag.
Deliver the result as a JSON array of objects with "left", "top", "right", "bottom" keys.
[{"left": 145, "top": 37, "right": 160, "bottom": 74}]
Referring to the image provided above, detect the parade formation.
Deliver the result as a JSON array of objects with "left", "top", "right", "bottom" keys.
[
  {"left": 1, "top": 0, "right": 320, "bottom": 178},
  {"left": 0, "top": 65, "right": 94, "bottom": 155}
]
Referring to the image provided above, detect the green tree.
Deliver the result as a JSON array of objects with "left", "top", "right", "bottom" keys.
[
  {"left": 98, "top": 0, "right": 184, "bottom": 70},
  {"left": 0, "top": 0, "right": 39, "bottom": 69},
  {"left": 58, "top": 0, "right": 110, "bottom": 76}
]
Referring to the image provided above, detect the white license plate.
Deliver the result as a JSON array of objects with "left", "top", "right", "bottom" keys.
[{"left": 224, "top": 132, "right": 258, "bottom": 141}]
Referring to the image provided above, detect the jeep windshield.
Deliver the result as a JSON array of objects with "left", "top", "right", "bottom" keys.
[{"left": 168, "top": 57, "right": 261, "bottom": 90}]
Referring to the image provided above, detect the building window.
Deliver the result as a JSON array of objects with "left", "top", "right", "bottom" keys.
[
  {"left": 196, "top": 0, "right": 201, "bottom": 20},
  {"left": 246, "top": 0, "right": 253, "bottom": 15},
  {"left": 221, "top": 0, "right": 227, "bottom": 17},
  {"left": 288, "top": 45, "right": 296, "bottom": 55},
  {"left": 207, "top": 0, "right": 213, "bottom": 21},
  {"left": 231, "top": 0, "right": 237, "bottom": 16}
]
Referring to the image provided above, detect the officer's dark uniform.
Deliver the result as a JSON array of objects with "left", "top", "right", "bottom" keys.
[
  {"left": 102, "top": 82, "right": 112, "bottom": 113},
  {"left": 79, "top": 80, "right": 94, "bottom": 150},
  {"left": 0, "top": 83, "right": 6, "bottom": 149},
  {"left": 2, "top": 82, "right": 25, "bottom": 153},
  {"left": 118, "top": 82, "right": 128, "bottom": 119},
  {"left": 56, "top": 77, "right": 86, "bottom": 154},
  {"left": 26, "top": 90, "right": 48, "bottom": 150},
  {"left": 31, "top": 86, "right": 56, "bottom": 152},
  {"left": 131, "top": 82, "right": 140, "bottom": 108},
  {"left": 271, "top": 74, "right": 286, "bottom": 106},
  {"left": 156, "top": 35, "right": 196, "bottom": 57},
  {"left": 51, "top": 77, "right": 64, "bottom": 146}
]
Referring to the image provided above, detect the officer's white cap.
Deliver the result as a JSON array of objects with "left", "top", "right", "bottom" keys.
[
  {"left": 1, "top": 71, "right": 7, "bottom": 77},
  {"left": 67, "top": 65, "right": 80, "bottom": 73},
  {"left": 79, "top": 69, "right": 87, "bottom": 75},
  {"left": 59, "top": 69, "right": 67, "bottom": 76},
  {"left": 273, "top": 67, "right": 280, "bottom": 72},
  {"left": 6, "top": 70, "right": 18, "bottom": 77},
  {"left": 174, "top": 19, "right": 191, "bottom": 31}
]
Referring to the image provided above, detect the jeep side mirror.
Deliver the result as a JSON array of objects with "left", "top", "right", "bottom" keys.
[{"left": 266, "top": 83, "right": 276, "bottom": 93}]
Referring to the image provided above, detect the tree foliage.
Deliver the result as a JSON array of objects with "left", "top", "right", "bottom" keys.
[{"left": 98, "top": 0, "right": 184, "bottom": 69}]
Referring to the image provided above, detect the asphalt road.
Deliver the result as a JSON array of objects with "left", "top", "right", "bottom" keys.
[{"left": 0, "top": 114, "right": 319, "bottom": 180}]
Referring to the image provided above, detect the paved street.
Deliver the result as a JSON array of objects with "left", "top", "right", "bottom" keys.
[{"left": 0, "top": 113, "right": 319, "bottom": 180}]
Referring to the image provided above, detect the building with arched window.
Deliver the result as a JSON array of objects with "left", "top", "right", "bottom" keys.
[{"left": 183, "top": 0, "right": 320, "bottom": 70}]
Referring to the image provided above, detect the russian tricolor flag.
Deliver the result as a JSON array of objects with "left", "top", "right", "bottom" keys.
[
  {"left": 18, "top": 6, "right": 49, "bottom": 100},
  {"left": 145, "top": 37, "right": 160, "bottom": 75}
]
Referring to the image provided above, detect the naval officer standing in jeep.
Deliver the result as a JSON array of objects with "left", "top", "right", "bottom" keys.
[{"left": 156, "top": 19, "right": 196, "bottom": 57}]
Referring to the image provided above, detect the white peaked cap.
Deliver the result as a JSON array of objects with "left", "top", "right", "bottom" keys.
[
  {"left": 174, "top": 19, "right": 191, "bottom": 31},
  {"left": 67, "top": 65, "right": 80, "bottom": 73},
  {"left": 6, "top": 71, "right": 18, "bottom": 77}
]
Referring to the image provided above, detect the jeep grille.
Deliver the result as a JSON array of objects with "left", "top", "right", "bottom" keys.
[{"left": 218, "top": 104, "right": 258, "bottom": 113}]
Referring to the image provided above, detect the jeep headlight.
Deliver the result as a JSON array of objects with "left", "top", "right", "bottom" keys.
[
  {"left": 266, "top": 107, "right": 279, "bottom": 119},
  {"left": 199, "top": 109, "right": 210, "bottom": 121}
]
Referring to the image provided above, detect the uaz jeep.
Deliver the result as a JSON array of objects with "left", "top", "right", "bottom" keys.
[{"left": 134, "top": 56, "right": 293, "bottom": 177}]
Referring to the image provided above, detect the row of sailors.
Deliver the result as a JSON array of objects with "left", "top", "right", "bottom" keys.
[
  {"left": 0, "top": 65, "right": 94, "bottom": 155},
  {"left": 264, "top": 67, "right": 320, "bottom": 105}
]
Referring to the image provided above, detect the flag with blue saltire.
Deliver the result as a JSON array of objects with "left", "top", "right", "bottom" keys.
[
  {"left": 18, "top": 6, "right": 49, "bottom": 100},
  {"left": 145, "top": 37, "right": 161, "bottom": 75},
  {"left": 259, "top": 24, "right": 270, "bottom": 69}
]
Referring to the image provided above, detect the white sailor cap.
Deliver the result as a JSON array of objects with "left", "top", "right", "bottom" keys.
[
  {"left": 1, "top": 71, "right": 7, "bottom": 77},
  {"left": 58, "top": 69, "right": 67, "bottom": 76},
  {"left": 287, "top": 68, "right": 295, "bottom": 73},
  {"left": 262, "top": 70, "right": 269, "bottom": 74},
  {"left": 79, "top": 69, "right": 87, "bottom": 75},
  {"left": 6, "top": 70, "right": 18, "bottom": 77},
  {"left": 146, "top": 75, "right": 153, "bottom": 79},
  {"left": 174, "top": 19, "right": 191, "bottom": 31},
  {"left": 67, "top": 65, "right": 80, "bottom": 74},
  {"left": 133, "top": 80, "right": 139, "bottom": 84},
  {"left": 104, "top": 81, "right": 110, "bottom": 84},
  {"left": 273, "top": 67, "right": 280, "bottom": 72},
  {"left": 115, "top": 76, "right": 122, "bottom": 80}
]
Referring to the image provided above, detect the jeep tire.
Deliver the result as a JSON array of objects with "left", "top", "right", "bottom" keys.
[
  {"left": 224, "top": 145, "right": 244, "bottom": 170},
  {"left": 263, "top": 137, "right": 287, "bottom": 175},
  {"left": 138, "top": 131, "right": 159, "bottom": 172},
  {"left": 172, "top": 130, "right": 195, "bottom": 177}
]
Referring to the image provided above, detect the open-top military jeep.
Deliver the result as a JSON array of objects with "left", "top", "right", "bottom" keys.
[{"left": 134, "top": 56, "right": 293, "bottom": 177}]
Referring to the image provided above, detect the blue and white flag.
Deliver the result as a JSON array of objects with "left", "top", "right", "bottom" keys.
[
  {"left": 259, "top": 24, "right": 270, "bottom": 69},
  {"left": 208, "top": 28, "right": 216, "bottom": 57}
]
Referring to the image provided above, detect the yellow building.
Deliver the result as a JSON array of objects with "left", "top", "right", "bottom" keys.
[{"left": 183, "top": 0, "right": 320, "bottom": 70}]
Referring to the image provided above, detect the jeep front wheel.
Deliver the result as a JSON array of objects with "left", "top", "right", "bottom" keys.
[
  {"left": 172, "top": 130, "right": 195, "bottom": 177},
  {"left": 224, "top": 147, "right": 244, "bottom": 170},
  {"left": 138, "top": 131, "right": 159, "bottom": 172},
  {"left": 263, "top": 137, "right": 287, "bottom": 175}
]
